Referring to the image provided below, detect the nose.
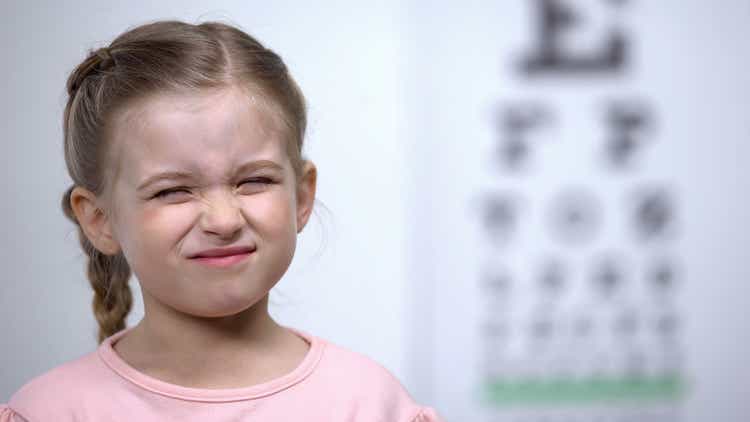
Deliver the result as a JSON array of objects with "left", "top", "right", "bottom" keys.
[{"left": 198, "top": 190, "right": 244, "bottom": 238}]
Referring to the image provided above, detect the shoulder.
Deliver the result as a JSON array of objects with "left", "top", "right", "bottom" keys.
[
  {"left": 310, "top": 335, "right": 444, "bottom": 421},
  {"left": 316, "top": 336, "right": 406, "bottom": 391},
  {"left": 6, "top": 350, "right": 109, "bottom": 421}
]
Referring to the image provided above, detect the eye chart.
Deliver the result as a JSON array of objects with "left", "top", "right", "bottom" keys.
[{"left": 404, "top": 1, "right": 750, "bottom": 421}]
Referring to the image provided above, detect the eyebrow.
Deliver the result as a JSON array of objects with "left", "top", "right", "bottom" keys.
[{"left": 136, "top": 159, "right": 284, "bottom": 191}]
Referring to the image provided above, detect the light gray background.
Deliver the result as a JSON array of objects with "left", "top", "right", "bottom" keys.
[{"left": 2, "top": 1, "right": 749, "bottom": 421}]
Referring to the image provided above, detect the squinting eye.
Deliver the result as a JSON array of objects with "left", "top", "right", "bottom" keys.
[
  {"left": 151, "top": 178, "right": 275, "bottom": 200},
  {"left": 240, "top": 177, "right": 274, "bottom": 187},
  {"left": 153, "top": 187, "right": 191, "bottom": 199}
]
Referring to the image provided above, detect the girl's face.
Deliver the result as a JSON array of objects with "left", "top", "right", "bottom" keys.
[{"left": 96, "top": 86, "right": 315, "bottom": 319}]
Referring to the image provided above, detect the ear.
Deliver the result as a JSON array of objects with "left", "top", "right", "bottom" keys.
[
  {"left": 70, "top": 186, "right": 122, "bottom": 255},
  {"left": 295, "top": 161, "right": 317, "bottom": 234}
]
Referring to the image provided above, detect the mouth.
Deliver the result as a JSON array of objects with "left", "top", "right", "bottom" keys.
[
  {"left": 189, "top": 247, "right": 256, "bottom": 268},
  {"left": 190, "top": 250, "right": 254, "bottom": 268},
  {"left": 190, "top": 246, "right": 255, "bottom": 258}
]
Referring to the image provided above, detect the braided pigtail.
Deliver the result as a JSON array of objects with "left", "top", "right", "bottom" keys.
[
  {"left": 62, "top": 186, "right": 133, "bottom": 344},
  {"left": 86, "top": 242, "right": 132, "bottom": 345}
]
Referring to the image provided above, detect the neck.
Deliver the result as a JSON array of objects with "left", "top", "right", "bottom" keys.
[
  {"left": 134, "top": 293, "right": 283, "bottom": 355},
  {"left": 114, "top": 292, "right": 308, "bottom": 388},
  {"left": 114, "top": 292, "right": 307, "bottom": 388}
]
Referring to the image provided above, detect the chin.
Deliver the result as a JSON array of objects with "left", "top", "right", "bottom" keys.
[{"left": 182, "top": 296, "right": 265, "bottom": 319}]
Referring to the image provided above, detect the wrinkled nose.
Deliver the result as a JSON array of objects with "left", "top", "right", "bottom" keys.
[{"left": 199, "top": 191, "right": 244, "bottom": 238}]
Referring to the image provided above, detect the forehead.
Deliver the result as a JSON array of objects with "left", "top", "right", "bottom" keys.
[{"left": 107, "top": 86, "right": 290, "bottom": 183}]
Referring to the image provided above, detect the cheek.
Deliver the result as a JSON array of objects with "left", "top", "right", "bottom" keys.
[
  {"left": 141, "top": 203, "right": 195, "bottom": 226},
  {"left": 116, "top": 204, "right": 193, "bottom": 260},
  {"left": 242, "top": 190, "right": 297, "bottom": 234},
  {"left": 241, "top": 191, "right": 299, "bottom": 273}
]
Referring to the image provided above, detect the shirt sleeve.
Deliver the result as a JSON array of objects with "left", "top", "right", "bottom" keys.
[
  {"left": 411, "top": 406, "right": 446, "bottom": 422},
  {"left": 0, "top": 405, "right": 29, "bottom": 422}
]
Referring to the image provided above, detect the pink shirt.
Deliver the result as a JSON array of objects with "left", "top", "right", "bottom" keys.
[{"left": 1, "top": 326, "right": 445, "bottom": 421}]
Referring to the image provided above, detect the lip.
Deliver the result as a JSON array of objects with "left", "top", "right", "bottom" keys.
[
  {"left": 190, "top": 251, "right": 253, "bottom": 268},
  {"left": 190, "top": 246, "right": 255, "bottom": 259}
]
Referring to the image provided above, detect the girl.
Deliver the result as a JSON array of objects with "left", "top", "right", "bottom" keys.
[{"left": 1, "top": 19, "right": 444, "bottom": 422}]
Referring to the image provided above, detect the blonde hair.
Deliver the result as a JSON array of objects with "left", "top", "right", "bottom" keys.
[{"left": 60, "top": 20, "right": 308, "bottom": 344}]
